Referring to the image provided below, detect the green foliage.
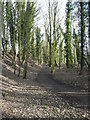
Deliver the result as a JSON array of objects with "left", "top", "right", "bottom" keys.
[
  {"left": 31, "top": 30, "right": 35, "bottom": 60},
  {"left": 44, "top": 105, "right": 49, "bottom": 109},
  {"left": 73, "top": 29, "right": 81, "bottom": 64},
  {"left": 23, "top": 2, "right": 36, "bottom": 78},
  {"left": 80, "top": 2, "right": 85, "bottom": 72},
  {"left": 2, "top": 1, "right": 37, "bottom": 78},
  {"left": 65, "top": 1, "right": 72, "bottom": 68},
  {"left": 35, "top": 27, "right": 41, "bottom": 64},
  {"left": 2, "top": 0, "right": 89, "bottom": 78},
  {"left": 42, "top": 46, "right": 48, "bottom": 63}
]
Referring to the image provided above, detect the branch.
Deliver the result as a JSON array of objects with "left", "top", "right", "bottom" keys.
[
  {"left": 59, "top": 25, "right": 66, "bottom": 39},
  {"left": 84, "top": 56, "right": 90, "bottom": 68}
]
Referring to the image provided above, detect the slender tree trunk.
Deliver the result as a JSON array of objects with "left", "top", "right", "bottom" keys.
[
  {"left": 18, "top": 49, "right": 21, "bottom": 76},
  {"left": 2, "top": 38, "right": 5, "bottom": 57},
  {"left": 66, "top": 2, "right": 72, "bottom": 68},
  {"left": 5, "top": 26, "right": 8, "bottom": 52},
  {"left": 18, "top": 34, "right": 21, "bottom": 77},
  {"left": 2, "top": 24, "right": 5, "bottom": 57},
  {"left": 88, "top": 1, "right": 90, "bottom": 80},
  {"left": 13, "top": 32, "right": 16, "bottom": 74},
  {"left": 51, "top": 2, "right": 57, "bottom": 74},
  {"left": 12, "top": 38, "right": 16, "bottom": 74},
  {"left": 66, "top": 2, "right": 69, "bottom": 68},
  {"left": 13, "top": 50, "right": 16, "bottom": 74},
  {"left": 59, "top": 50, "right": 61, "bottom": 69},
  {"left": 80, "top": 2, "right": 84, "bottom": 73},
  {"left": 23, "top": 57, "right": 28, "bottom": 79},
  {"left": 2, "top": 3, "right": 5, "bottom": 57},
  {"left": 49, "top": 0, "right": 52, "bottom": 67},
  {"left": 74, "top": 48, "right": 76, "bottom": 65},
  {"left": 22, "top": 37, "right": 25, "bottom": 65},
  {"left": 88, "top": 1, "right": 90, "bottom": 62},
  {"left": 23, "top": 31, "right": 29, "bottom": 79},
  {"left": 88, "top": 0, "right": 90, "bottom": 51}
]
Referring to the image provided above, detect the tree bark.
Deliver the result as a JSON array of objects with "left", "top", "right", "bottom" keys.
[
  {"left": 80, "top": 2, "right": 84, "bottom": 73},
  {"left": 49, "top": 0, "right": 52, "bottom": 67}
]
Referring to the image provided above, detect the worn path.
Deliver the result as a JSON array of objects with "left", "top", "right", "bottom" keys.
[
  {"left": 2, "top": 60, "right": 90, "bottom": 119},
  {"left": 36, "top": 66, "right": 89, "bottom": 110}
]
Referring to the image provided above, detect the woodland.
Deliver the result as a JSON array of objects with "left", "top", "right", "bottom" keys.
[{"left": 1, "top": 0, "right": 90, "bottom": 119}]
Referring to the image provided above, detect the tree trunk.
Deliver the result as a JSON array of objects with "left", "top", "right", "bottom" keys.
[
  {"left": 49, "top": 0, "right": 52, "bottom": 67},
  {"left": 13, "top": 51, "right": 16, "bottom": 74},
  {"left": 59, "top": 50, "right": 61, "bottom": 69},
  {"left": 2, "top": 38, "right": 5, "bottom": 57},
  {"left": 23, "top": 57, "right": 28, "bottom": 79},
  {"left": 18, "top": 34, "right": 21, "bottom": 77},
  {"left": 2, "top": 24, "right": 5, "bottom": 57},
  {"left": 88, "top": 1, "right": 90, "bottom": 81},
  {"left": 80, "top": 2, "right": 84, "bottom": 74},
  {"left": 88, "top": 1, "right": 90, "bottom": 62}
]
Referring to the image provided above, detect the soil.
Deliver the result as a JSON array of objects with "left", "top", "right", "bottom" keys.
[{"left": 1, "top": 54, "right": 90, "bottom": 119}]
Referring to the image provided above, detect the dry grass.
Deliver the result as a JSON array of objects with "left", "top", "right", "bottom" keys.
[{"left": 54, "top": 66, "right": 88, "bottom": 90}]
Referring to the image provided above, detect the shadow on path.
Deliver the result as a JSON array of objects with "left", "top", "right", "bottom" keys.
[{"left": 36, "top": 66, "right": 90, "bottom": 111}]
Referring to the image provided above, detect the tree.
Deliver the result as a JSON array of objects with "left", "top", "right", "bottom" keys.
[
  {"left": 2, "top": 2, "right": 5, "bottom": 57},
  {"left": 1, "top": 1, "right": 38, "bottom": 79},
  {"left": 21, "top": 2, "right": 25, "bottom": 65},
  {"left": 72, "top": 2, "right": 88, "bottom": 72},
  {"left": 31, "top": 30, "right": 35, "bottom": 65},
  {"left": 16, "top": 2, "right": 22, "bottom": 76},
  {"left": 42, "top": 22, "right": 49, "bottom": 64},
  {"left": 65, "top": 1, "right": 72, "bottom": 68},
  {"left": 23, "top": 2, "right": 36, "bottom": 79},
  {"left": 51, "top": 1, "right": 57, "bottom": 73},
  {"left": 7, "top": 3, "right": 16, "bottom": 71},
  {"left": 51, "top": 1, "right": 59, "bottom": 73},
  {"left": 73, "top": 29, "right": 81, "bottom": 65},
  {"left": 13, "top": 5, "right": 17, "bottom": 74},
  {"left": 48, "top": 0, "right": 52, "bottom": 67},
  {"left": 59, "top": 32, "right": 64, "bottom": 69},
  {"left": 44, "top": 0, "right": 61, "bottom": 73},
  {"left": 59, "top": 1, "right": 72, "bottom": 68},
  {"left": 80, "top": 2, "right": 85, "bottom": 73},
  {"left": 88, "top": 1, "right": 90, "bottom": 63},
  {"left": 35, "top": 27, "right": 41, "bottom": 64}
]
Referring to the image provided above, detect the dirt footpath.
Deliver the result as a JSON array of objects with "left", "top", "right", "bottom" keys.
[
  {"left": 1, "top": 62, "right": 90, "bottom": 119},
  {"left": 36, "top": 66, "right": 89, "bottom": 110}
]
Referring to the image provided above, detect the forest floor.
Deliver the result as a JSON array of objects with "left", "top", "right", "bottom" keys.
[{"left": 1, "top": 54, "right": 90, "bottom": 119}]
